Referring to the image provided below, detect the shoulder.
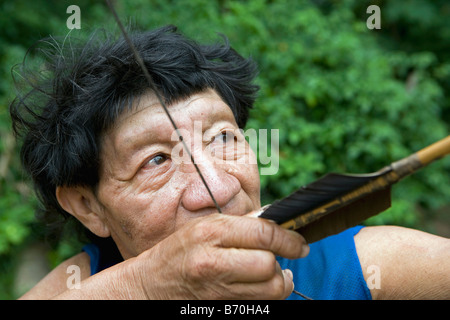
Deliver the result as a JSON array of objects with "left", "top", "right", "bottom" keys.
[
  {"left": 19, "top": 251, "right": 91, "bottom": 299},
  {"left": 354, "top": 225, "right": 450, "bottom": 299}
]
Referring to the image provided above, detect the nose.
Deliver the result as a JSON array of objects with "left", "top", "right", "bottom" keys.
[{"left": 179, "top": 159, "right": 241, "bottom": 213}]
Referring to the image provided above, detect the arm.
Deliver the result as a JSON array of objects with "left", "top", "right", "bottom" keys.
[
  {"left": 355, "top": 225, "right": 450, "bottom": 300},
  {"left": 19, "top": 213, "right": 308, "bottom": 300},
  {"left": 19, "top": 252, "right": 147, "bottom": 300}
]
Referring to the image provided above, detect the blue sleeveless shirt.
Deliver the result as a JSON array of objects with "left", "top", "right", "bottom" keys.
[
  {"left": 278, "top": 225, "right": 371, "bottom": 300},
  {"left": 83, "top": 226, "right": 371, "bottom": 300}
]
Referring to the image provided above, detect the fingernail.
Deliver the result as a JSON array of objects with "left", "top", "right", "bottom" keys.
[
  {"left": 301, "top": 244, "right": 310, "bottom": 258},
  {"left": 283, "top": 268, "right": 293, "bottom": 281}
]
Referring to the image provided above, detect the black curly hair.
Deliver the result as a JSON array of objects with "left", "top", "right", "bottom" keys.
[{"left": 10, "top": 25, "right": 259, "bottom": 245}]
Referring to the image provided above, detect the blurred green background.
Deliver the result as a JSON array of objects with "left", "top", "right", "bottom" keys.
[{"left": 0, "top": 0, "right": 449, "bottom": 299}]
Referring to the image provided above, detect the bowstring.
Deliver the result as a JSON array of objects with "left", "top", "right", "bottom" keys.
[
  {"left": 293, "top": 289, "right": 313, "bottom": 300},
  {"left": 105, "top": 0, "right": 222, "bottom": 214}
]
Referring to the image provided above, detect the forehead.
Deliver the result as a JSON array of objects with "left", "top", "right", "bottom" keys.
[
  {"left": 102, "top": 89, "right": 237, "bottom": 156},
  {"left": 115, "top": 89, "right": 234, "bottom": 131}
]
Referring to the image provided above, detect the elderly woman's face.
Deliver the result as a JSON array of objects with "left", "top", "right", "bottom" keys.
[{"left": 96, "top": 89, "right": 261, "bottom": 258}]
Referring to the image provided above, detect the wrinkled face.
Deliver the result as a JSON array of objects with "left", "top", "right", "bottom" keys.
[{"left": 96, "top": 89, "right": 261, "bottom": 259}]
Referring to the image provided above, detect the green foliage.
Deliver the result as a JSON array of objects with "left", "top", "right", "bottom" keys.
[
  {"left": 0, "top": 0, "right": 449, "bottom": 298},
  {"left": 0, "top": 185, "right": 35, "bottom": 253},
  {"left": 236, "top": 1, "right": 450, "bottom": 230}
]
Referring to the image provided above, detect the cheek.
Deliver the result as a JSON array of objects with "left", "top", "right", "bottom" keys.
[
  {"left": 97, "top": 180, "right": 181, "bottom": 255},
  {"left": 244, "top": 162, "right": 261, "bottom": 200},
  {"left": 225, "top": 150, "right": 261, "bottom": 205},
  {"left": 245, "top": 150, "right": 261, "bottom": 205}
]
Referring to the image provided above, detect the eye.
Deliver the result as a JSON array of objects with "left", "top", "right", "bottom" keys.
[
  {"left": 214, "top": 131, "right": 236, "bottom": 144},
  {"left": 145, "top": 154, "right": 168, "bottom": 167}
]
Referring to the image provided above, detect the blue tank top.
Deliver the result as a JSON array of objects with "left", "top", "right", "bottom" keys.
[{"left": 83, "top": 226, "right": 371, "bottom": 300}]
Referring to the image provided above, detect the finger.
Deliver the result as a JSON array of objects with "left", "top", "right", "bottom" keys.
[
  {"left": 221, "top": 266, "right": 294, "bottom": 300},
  {"left": 215, "top": 248, "right": 279, "bottom": 283},
  {"left": 186, "top": 246, "right": 279, "bottom": 284},
  {"left": 281, "top": 268, "right": 294, "bottom": 299},
  {"left": 246, "top": 209, "right": 310, "bottom": 259},
  {"left": 218, "top": 214, "right": 308, "bottom": 260},
  {"left": 275, "top": 262, "right": 295, "bottom": 299}
]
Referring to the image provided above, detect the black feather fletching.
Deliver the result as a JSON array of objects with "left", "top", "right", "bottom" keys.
[{"left": 259, "top": 170, "right": 387, "bottom": 225}]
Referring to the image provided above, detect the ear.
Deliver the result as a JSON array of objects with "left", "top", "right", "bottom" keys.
[{"left": 56, "top": 186, "right": 110, "bottom": 238}]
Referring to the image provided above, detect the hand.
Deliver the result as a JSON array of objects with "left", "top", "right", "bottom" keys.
[{"left": 132, "top": 212, "right": 309, "bottom": 299}]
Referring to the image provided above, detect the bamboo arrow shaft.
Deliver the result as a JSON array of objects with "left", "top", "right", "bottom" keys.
[
  {"left": 391, "top": 135, "right": 450, "bottom": 179},
  {"left": 416, "top": 135, "right": 450, "bottom": 166}
]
